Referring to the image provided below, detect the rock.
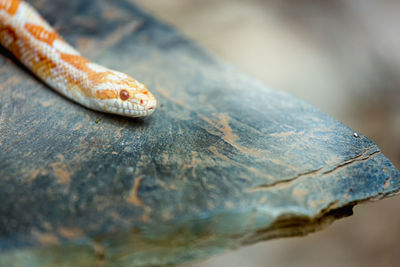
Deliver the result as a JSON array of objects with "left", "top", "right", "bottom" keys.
[{"left": 0, "top": 0, "right": 399, "bottom": 266}]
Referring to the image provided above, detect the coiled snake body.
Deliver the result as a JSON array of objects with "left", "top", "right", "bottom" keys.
[{"left": 0, "top": 0, "right": 156, "bottom": 117}]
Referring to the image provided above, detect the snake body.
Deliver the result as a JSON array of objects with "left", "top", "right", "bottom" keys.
[{"left": 0, "top": 0, "right": 156, "bottom": 117}]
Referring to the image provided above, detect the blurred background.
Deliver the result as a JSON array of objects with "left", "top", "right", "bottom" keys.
[{"left": 130, "top": 1, "right": 400, "bottom": 266}]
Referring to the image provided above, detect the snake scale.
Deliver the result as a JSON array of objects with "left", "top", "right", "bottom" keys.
[{"left": 0, "top": 0, "right": 157, "bottom": 117}]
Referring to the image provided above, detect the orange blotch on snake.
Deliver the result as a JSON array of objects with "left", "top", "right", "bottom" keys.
[
  {"left": 96, "top": 89, "right": 118, "bottom": 100},
  {"left": 60, "top": 53, "right": 89, "bottom": 72},
  {"left": 25, "top": 23, "right": 59, "bottom": 46},
  {"left": 120, "top": 90, "right": 129, "bottom": 100},
  {"left": 0, "top": 25, "right": 21, "bottom": 59},
  {"left": 0, "top": 0, "right": 20, "bottom": 15}
]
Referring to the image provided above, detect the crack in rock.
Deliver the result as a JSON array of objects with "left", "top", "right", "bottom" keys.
[{"left": 249, "top": 146, "right": 380, "bottom": 192}]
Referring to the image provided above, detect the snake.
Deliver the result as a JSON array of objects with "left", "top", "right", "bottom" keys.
[{"left": 0, "top": 0, "right": 156, "bottom": 117}]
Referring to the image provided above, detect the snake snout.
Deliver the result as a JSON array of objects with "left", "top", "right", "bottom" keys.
[
  {"left": 136, "top": 92, "right": 156, "bottom": 111},
  {"left": 146, "top": 97, "right": 157, "bottom": 111}
]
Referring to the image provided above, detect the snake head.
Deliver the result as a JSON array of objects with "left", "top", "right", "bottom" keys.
[
  {"left": 117, "top": 83, "right": 157, "bottom": 117},
  {"left": 93, "top": 70, "right": 157, "bottom": 117}
]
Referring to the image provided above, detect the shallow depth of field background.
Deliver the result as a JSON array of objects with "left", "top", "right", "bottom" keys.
[{"left": 131, "top": 1, "right": 400, "bottom": 266}]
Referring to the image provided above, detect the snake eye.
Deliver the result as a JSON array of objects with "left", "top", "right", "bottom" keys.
[{"left": 120, "top": 90, "right": 129, "bottom": 100}]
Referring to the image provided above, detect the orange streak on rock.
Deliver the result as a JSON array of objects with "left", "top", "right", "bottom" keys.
[
  {"left": 127, "top": 176, "right": 144, "bottom": 206},
  {"left": 50, "top": 154, "right": 72, "bottom": 184},
  {"left": 199, "top": 113, "right": 259, "bottom": 155},
  {"left": 33, "top": 230, "right": 59, "bottom": 245},
  {"left": 52, "top": 164, "right": 70, "bottom": 184},
  {"left": 25, "top": 169, "right": 41, "bottom": 183},
  {"left": 59, "top": 227, "right": 84, "bottom": 240},
  {"left": 209, "top": 146, "right": 230, "bottom": 161}
]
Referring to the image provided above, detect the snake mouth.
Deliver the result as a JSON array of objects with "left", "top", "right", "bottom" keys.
[
  {"left": 104, "top": 106, "right": 155, "bottom": 117},
  {"left": 96, "top": 91, "right": 156, "bottom": 117},
  {"left": 104, "top": 98, "right": 157, "bottom": 117}
]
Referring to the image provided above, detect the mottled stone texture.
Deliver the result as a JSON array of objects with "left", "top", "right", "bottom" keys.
[{"left": 0, "top": 0, "right": 399, "bottom": 266}]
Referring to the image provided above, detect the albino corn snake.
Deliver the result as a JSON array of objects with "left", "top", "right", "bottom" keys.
[{"left": 0, "top": 0, "right": 157, "bottom": 117}]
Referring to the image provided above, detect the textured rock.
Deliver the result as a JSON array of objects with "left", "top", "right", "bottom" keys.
[{"left": 0, "top": 0, "right": 399, "bottom": 266}]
